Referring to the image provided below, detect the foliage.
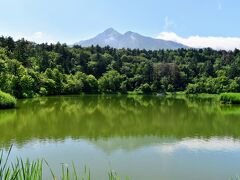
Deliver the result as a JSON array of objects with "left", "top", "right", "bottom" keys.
[
  {"left": 136, "top": 83, "right": 152, "bottom": 94},
  {"left": 99, "top": 70, "right": 123, "bottom": 93},
  {"left": 0, "top": 91, "right": 16, "bottom": 109},
  {"left": 1, "top": 37, "right": 240, "bottom": 97},
  {"left": 220, "top": 93, "right": 240, "bottom": 104}
]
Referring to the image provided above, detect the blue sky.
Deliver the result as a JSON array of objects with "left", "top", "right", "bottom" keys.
[{"left": 1, "top": 0, "right": 240, "bottom": 49}]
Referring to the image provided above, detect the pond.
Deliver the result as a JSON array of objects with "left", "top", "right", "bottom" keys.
[{"left": 0, "top": 95, "right": 240, "bottom": 180}]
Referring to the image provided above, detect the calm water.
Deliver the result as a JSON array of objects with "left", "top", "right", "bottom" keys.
[{"left": 1, "top": 95, "right": 240, "bottom": 180}]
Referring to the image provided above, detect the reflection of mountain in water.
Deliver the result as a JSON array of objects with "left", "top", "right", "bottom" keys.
[
  {"left": 91, "top": 136, "right": 177, "bottom": 154},
  {"left": 1, "top": 95, "right": 240, "bottom": 147}
]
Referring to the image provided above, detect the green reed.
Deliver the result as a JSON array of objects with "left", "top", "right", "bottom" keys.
[{"left": 0, "top": 146, "right": 127, "bottom": 180}]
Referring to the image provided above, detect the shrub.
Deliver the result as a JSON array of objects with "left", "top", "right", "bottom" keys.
[
  {"left": 0, "top": 91, "right": 16, "bottom": 109},
  {"left": 137, "top": 83, "right": 152, "bottom": 94},
  {"left": 39, "top": 87, "right": 48, "bottom": 96},
  {"left": 186, "top": 83, "right": 199, "bottom": 94},
  {"left": 85, "top": 75, "right": 98, "bottom": 93},
  {"left": 98, "top": 70, "right": 123, "bottom": 93}
]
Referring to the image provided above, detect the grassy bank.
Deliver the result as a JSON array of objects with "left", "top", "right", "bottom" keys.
[
  {"left": 0, "top": 91, "right": 16, "bottom": 109},
  {"left": 0, "top": 146, "right": 128, "bottom": 180},
  {"left": 220, "top": 93, "right": 240, "bottom": 104}
]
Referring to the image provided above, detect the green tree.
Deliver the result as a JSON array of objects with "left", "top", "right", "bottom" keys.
[
  {"left": 85, "top": 75, "right": 98, "bottom": 93},
  {"left": 99, "top": 70, "right": 123, "bottom": 93}
]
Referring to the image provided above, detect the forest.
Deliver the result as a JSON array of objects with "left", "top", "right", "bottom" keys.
[{"left": 0, "top": 36, "right": 240, "bottom": 98}]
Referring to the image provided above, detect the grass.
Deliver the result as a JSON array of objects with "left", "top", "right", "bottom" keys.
[
  {"left": 0, "top": 145, "right": 43, "bottom": 180},
  {"left": 220, "top": 93, "right": 240, "bottom": 104},
  {"left": 0, "top": 146, "right": 128, "bottom": 180},
  {"left": 0, "top": 91, "right": 16, "bottom": 109}
]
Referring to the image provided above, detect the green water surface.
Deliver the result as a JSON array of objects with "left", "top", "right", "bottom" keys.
[{"left": 0, "top": 95, "right": 240, "bottom": 180}]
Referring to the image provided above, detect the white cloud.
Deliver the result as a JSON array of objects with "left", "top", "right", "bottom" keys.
[
  {"left": 29, "top": 32, "right": 56, "bottom": 44},
  {"left": 32, "top": 32, "right": 44, "bottom": 39},
  {"left": 153, "top": 138, "right": 240, "bottom": 154},
  {"left": 0, "top": 31, "right": 57, "bottom": 44},
  {"left": 157, "top": 32, "right": 240, "bottom": 50}
]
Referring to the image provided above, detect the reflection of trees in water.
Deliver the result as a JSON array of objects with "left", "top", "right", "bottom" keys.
[{"left": 0, "top": 95, "right": 240, "bottom": 147}]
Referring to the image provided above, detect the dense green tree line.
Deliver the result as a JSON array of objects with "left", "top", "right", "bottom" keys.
[{"left": 0, "top": 36, "right": 240, "bottom": 98}]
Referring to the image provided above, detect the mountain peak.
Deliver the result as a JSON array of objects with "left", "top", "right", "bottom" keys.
[
  {"left": 124, "top": 31, "right": 134, "bottom": 35},
  {"left": 103, "top": 28, "right": 121, "bottom": 35},
  {"left": 76, "top": 29, "right": 188, "bottom": 50},
  {"left": 124, "top": 31, "right": 142, "bottom": 38}
]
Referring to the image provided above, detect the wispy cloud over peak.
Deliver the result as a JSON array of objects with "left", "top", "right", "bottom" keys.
[{"left": 163, "top": 16, "right": 175, "bottom": 31}]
